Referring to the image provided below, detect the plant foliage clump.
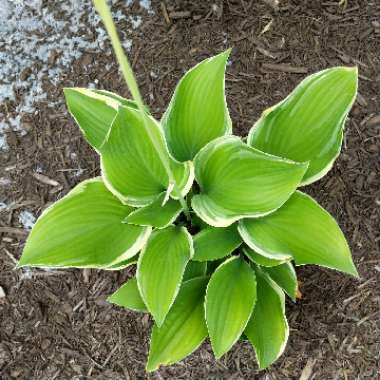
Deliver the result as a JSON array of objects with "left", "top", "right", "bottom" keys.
[{"left": 18, "top": 0, "right": 359, "bottom": 372}]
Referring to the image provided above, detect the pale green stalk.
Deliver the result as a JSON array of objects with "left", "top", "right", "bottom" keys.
[{"left": 93, "top": 0, "right": 190, "bottom": 218}]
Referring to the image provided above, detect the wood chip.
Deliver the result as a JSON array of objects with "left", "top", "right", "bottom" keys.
[
  {"left": 0, "top": 286, "right": 5, "bottom": 299},
  {"left": 160, "top": 2, "right": 171, "bottom": 25},
  {"left": 356, "top": 92, "right": 368, "bottom": 107},
  {"left": 299, "top": 358, "right": 316, "bottom": 380},
  {"left": 32, "top": 172, "right": 60, "bottom": 187},
  {"left": 260, "top": 19, "right": 273, "bottom": 35},
  {"left": 169, "top": 11, "right": 191, "bottom": 19},
  {"left": 0, "top": 227, "right": 28, "bottom": 237},
  {"left": 366, "top": 115, "right": 380, "bottom": 127},
  {"left": 263, "top": 0, "right": 279, "bottom": 11},
  {"left": 261, "top": 63, "right": 308, "bottom": 74}
]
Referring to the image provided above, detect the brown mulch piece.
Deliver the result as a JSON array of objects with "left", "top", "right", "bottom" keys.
[{"left": 1, "top": 1, "right": 379, "bottom": 379}]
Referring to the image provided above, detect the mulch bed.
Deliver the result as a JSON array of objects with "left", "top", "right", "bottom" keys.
[{"left": 1, "top": 0, "right": 379, "bottom": 379}]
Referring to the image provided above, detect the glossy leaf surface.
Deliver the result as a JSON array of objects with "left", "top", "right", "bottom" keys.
[
  {"left": 192, "top": 225, "right": 242, "bottom": 261},
  {"left": 18, "top": 178, "right": 150, "bottom": 268},
  {"left": 147, "top": 277, "right": 208, "bottom": 371},
  {"left": 248, "top": 67, "right": 358, "bottom": 184},
  {"left": 64, "top": 88, "right": 120, "bottom": 150},
  {"left": 192, "top": 136, "right": 308, "bottom": 227},
  {"left": 162, "top": 50, "right": 232, "bottom": 161},
  {"left": 124, "top": 192, "right": 182, "bottom": 228},
  {"left": 245, "top": 269, "right": 289, "bottom": 369},
  {"left": 263, "top": 263, "right": 298, "bottom": 301},
  {"left": 100, "top": 106, "right": 193, "bottom": 207},
  {"left": 206, "top": 256, "right": 257, "bottom": 358},
  {"left": 243, "top": 246, "right": 287, "bottom": 267},
  {"left": 239, "top": 191, "right": 358, "bottom": 276},
  {"left": 108, "top": 277, "right": 147, "bottom": 312},
  {"left": 137, "top": 226, "right": 193, "bottom": 326},
  {"left": 183, "top": 261, "right": 207, "bottom": 281}
]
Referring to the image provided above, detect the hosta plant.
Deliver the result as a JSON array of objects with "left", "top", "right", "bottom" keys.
[{"left": 18, "top": 0, "right": 359, "bottom": 372}]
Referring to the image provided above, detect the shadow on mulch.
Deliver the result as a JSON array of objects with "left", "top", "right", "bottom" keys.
[{"left": 1, "top": 1, "right": 379, "bottom": 379}]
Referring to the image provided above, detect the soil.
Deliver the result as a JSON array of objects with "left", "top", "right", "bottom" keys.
[{"left": 1, "top": 0, "right": 379, "bottom": 379}]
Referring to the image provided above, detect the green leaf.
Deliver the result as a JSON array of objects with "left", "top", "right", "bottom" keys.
[
  {"left": 192, "top": 136, "right": 308, "bottom": 227},
  {"left": 248, "top": 67, "right": 358, "bottom": 185},
  {"left": 239, "top": 191, "right": 358, "bottom": 277},
  {"left": 263, "top": 263, "right": 298, "bottom": 301},
  {"left": 162, "top": 50, "right": 232, "bottom": 161},
  {"left": 104, "top": 255, "right": 137, "bottom": 271},
  {"left": 18, "top": 178, "right": 150, "bottom": 269},
  {"left": 183, "top": 261, "right": 207, "bottom": 281},
  {"left": 147, "top": 277, "right": 208, "bottom": 372},
  {"left": 64, "top": 88, "right": 120, "bottom": 150},
  {"left": 205, "top": 256, "right": 257, "bottom": 358},
  {"left": 124, "top": 193, "right": 182, "bottom": 228},
  {"left": 245, "top": 268, "right": 289, "bottom": 369},
  {"left": 243, "top": 246, "right": 287, "bottom": 267},
  {"left": 92, "top": 89, "right": 144, "bottom": 111},
  {"left": 192, "top": 225, "right": 242, "bottom": 261},
  {"left": 137, "top": 226, "right": 193, "bottom": 326},
  {"left": 100, "top": 106, "right": 193, "bottom": 207},
  {"left": 108, "top": 277, "right": 147, "bottom": 312}
]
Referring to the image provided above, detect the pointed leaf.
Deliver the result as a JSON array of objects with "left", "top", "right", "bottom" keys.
[
  {"left": 108, "top": 277, "right": 147, "bottom": 312},
  {"left": 206, "top": 256, "right": 257, "bottom": 358},
  {"left": 183, "top": 261, "right": 207, "bottom": 281},
  {"left": 192, "top": 136, "right": 308, "bottom": 227},
  {"left": 137, "top": 226, "right": 193, "bottom": 326},
  {"left": 64, "top": 88, "right": 123, "bottom": 150},
  {"left": 147, "top": 277, "right": 208, "bottom": 372},
  {"left": 245, "top": 268, "right": 289, "bottom": 369},
  {"left": 243, "top": 246, "right": 287, "bottom": 267},
  {"left": 162, "top": 50, "right": 232, "bottom": 161},
  {"left": 248, "top": 67, "right": 358, "bottom": 185},
  {"left": 100, "top": 106, "right": 193, "bottom": 207},
  {"left": 239, "top": 191, "right": 358, "bottom": 276},
  {"left": 193, "top": 225, "right": 242, "bottom": 261},
  {"left": 263, "top": 263, "right": 298, "bottom": 301},
  {"left": 18, "top": 178, "right": 150, "bottom": 268},
  {"left": 124, "top": 193, "right": 182, "bottom": 228}
]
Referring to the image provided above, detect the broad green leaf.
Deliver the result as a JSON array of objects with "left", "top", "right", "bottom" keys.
[
  {"left": 245, "top": 268, "right": 289, "bottom": 369},
  {"left": 64, "top": 88, "right": 120, "bottom": 150},
  {"left": 137, "top": 226, "right": 193, "bottom": 326},
  {"left": 108, "top": 277, "right": 147, "bottom": 312},
  {"left": 162, "top": 50, "right": 232, "bottom": 161},
  {"left": 206, "top": 256, "right": 257, "bottom": 358},
  {"left": 243, "top": 246, "right": 287, "bottom": 267},
  {"left": 105, "top": 255, "right": 137, "bottom": 271},
  {"left": 248, "top": 67, "right": 358, "bottom": 185},
  {"left": 263, "top": 263, "right": 298, "bottom": 301},
  {"left": 192, "top": 136, "right": 308, "bottom": 227},
  {"left": 193, "top": 225, "right": 242, "bottom": 261},
  {"left": 239, "top": 191, "right": 358, "bottom": 277},
  {"left": 124, "top": 192, "right": 182, "bottom": 229},
  {"left": 147, "top": 277, "right": 208, "bottom": 372},
  {"left": 18, "top": 178, "right": 150, "bottom": 269},
  {"left": 93, "top": 89, "right": 143, "bottom": 111},
  {"left": 100, "top": 106, "right": 193, "bottom": 207},
  {"left": 183, "top": 260, "right": 207, "bottom": 281}
]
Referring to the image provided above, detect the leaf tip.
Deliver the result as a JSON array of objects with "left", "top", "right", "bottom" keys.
[
  {"left": 348, "top": 263, "right": 360, "bottom": 279},
  {"left": 146, "top": 354, "right": 160, "bottom": 372},
  {"left": 145, "top": 363, "right": 158, "bottom": 373}
]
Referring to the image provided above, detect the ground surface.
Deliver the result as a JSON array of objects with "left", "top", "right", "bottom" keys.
[{"left": 0, "top": 0, "right": 379, "bottom": 379}]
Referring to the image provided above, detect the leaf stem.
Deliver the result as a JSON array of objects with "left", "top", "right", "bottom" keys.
[{"left": 93, "top": 0, "right": 190, "bottom": 220}]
